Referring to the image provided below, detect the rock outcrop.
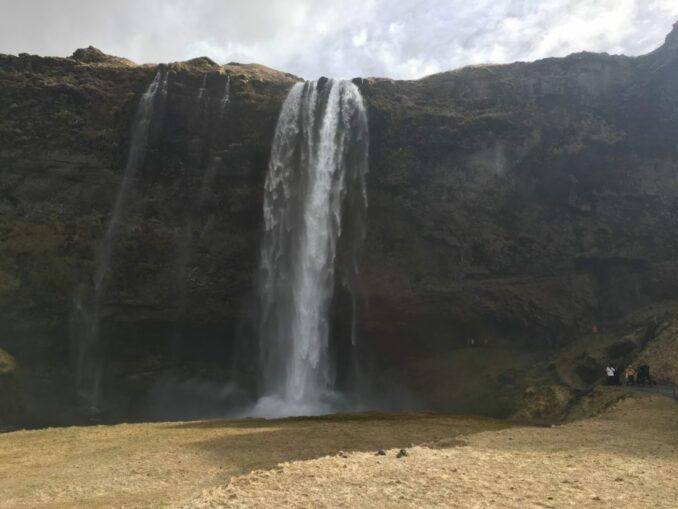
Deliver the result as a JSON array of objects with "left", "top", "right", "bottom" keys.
[
  {"left": 0, "top": 348, "right": 21, "bottom": 428},
  {"left": 1, "top": 26, "right": 678, "bottom": 424}
]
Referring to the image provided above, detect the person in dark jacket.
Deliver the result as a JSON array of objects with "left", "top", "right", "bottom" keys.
[{"left": 637, "top": 361, "right": 652, "bottom": 386}]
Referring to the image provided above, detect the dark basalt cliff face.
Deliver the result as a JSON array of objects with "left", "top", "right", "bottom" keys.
[
  {"left": 367, "top": 48, "right": 678, "bottom": 341},
  {"left": 1, "top": 27, "right": 678, "bottom": 426}
]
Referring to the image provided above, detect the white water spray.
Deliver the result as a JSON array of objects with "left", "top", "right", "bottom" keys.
[{"left": 253, "top": 79, "right": 368, "bottom": 417}]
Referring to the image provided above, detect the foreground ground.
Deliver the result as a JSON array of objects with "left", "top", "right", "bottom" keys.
[{"left": 1, "top": 391, "right": 676, "bottom": 508}]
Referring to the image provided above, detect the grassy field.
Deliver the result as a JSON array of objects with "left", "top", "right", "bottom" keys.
[
  {"left": 0, "top": 412, "right": 504, "bottom": 508},
  {"left": 0, "top": 390, "right": 676, "bottom": 508}
]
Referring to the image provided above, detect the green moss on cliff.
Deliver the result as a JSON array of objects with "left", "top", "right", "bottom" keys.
[
  {"left": 0, "top": 220, "right": 85, "bottom": 312},
  {"left": 0, "top": 348, "right": 16, "bottom": 376}
]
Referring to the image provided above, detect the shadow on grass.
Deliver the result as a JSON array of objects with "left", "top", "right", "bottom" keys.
[
  {"left": 167, "top": 410, "right": 497, "bottom": 429},
  {"left": 165, "top": 412, "right": 510, "bottom": 475}
]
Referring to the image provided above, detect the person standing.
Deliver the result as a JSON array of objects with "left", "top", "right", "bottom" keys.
[
  {"left": 613, "top": 365, "right": 622, "bottom": 385},
  {"left": 624, "top": 365, "right": 636, "bottom": 385},
  {"left": 637, "top": 361, "right": 651, "bottom": 386},
  {"left": 637, "top": 362, "right": 646, "bottom": 386},
  {"left": 605, "top": 364, "right": 616, "bottom": 385}
]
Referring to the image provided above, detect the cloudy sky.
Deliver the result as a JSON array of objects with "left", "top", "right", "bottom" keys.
[{"left": 1, "top": 0, "right": 677, "bottom": 79}]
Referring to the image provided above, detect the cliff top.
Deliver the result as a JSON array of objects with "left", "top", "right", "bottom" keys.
[
  {"left": 0, "top": 45, "right": 299, "bottom": 84},
  {"left": 70, "top": 46, "right": 136, "bottom": 67},
  {"left": 167, "top": 57, "right": 298, "bottom": 82},
  {"left": 666, "top": 21, "right": 678, "bottom": 48}
]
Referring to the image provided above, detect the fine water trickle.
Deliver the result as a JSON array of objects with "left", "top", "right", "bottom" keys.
[
  {"left": 95, "top": 69, "right": 168, "bottom": 292},
  {"left": 195, "top": 74, "right": 209, "bottom": 122},
  {"left": 219, "top": 75, "right": 230, "bottom": 118},
  {"left": 70, "top": 68, "right": 169, "bottom": 412},
  {"left": 253, "top": 79, "right": 369, "bottom": 417},
  {"left": 170, "top": 73, "right": 231, "bottom": 359}
]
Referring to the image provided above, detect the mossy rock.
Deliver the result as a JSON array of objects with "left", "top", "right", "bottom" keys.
[
  {"left": 640, "top": 318, "right": 678, "bottom": 385},
  {"left": 566, "top": 386, "right": 635, "bottom": 421},
  {"left": 0, "top": 348, "right": 16, "bottom": 375},
  {"left": 512, "top": 384, "right": 574, "bottom": 423},
  {"left": 0, "top": 348, "right": 23, "bottom": 428}
]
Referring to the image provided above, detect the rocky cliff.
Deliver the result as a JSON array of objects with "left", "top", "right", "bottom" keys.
[{"left": 2, "top": 25, "right": 678, "bottom": 425}]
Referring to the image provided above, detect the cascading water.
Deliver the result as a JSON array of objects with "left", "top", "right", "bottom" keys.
[
  {"left": 70, "top": 68, "right": 168, "bottom": 412},
  {"left": 253, "top": 79, "right": 368, "bottom": 417},
  {"left": 95, "top": 69, "right": 168, "bottom": 292},
  {"left": 196, "top": 74, "right": 208, "bottom": 102},
  {"left": 219, "top": 75, "right": 230, "bottom": 118}
]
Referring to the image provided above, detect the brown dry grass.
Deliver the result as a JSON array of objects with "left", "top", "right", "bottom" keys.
[
  {"left": 0, "top": 413, "right": 502, "bottom": 508},
  {"left": 0, "top": 392, "right": 676, "bottom": 508},
  {"left": 189, "top": 395, "right": 678, "bottom": 508}
]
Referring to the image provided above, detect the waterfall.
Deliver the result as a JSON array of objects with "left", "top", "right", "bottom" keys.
[
  {"left": 219, "top": 75, "right": 230, "bottom": 118},
  {"left": 70, "top": 68, "right": 168, "bottom": 412},
  {"left": 253, "top": 79, "right": 368, "bottom": 417},
  {"left": 95, "top": 69, "right": 168, "bottom": 291},
  {"left": 197, "top": 74, "right": 208, "bottom": 103}
]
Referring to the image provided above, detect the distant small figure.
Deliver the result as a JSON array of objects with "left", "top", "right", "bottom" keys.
[
  {"left": 613, "top": 366, "right": 621, "bottom": 385},
  {"left": 605, "top": 364, "right": 616, "bottom": 385},
  {"left": 592, "top": 324, "right": 598, "bottom": 334},
  {"left": 637, "top": 361, "right": 651, "bottom": 386},
  {"left": 624, "top": 365, "right": 637, "bottom": 385}
]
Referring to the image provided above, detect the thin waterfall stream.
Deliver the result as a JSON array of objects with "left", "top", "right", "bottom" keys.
[{"left": 70, "top": 68, "right": 169, "bottom": 412}]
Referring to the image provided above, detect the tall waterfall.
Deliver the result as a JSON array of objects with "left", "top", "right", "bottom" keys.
[
  {"left": 254, "top": 79, "right": 368, "bottom": 417},
  {"left": 70, "top": 68, "right": 168, "bottom": 411}
]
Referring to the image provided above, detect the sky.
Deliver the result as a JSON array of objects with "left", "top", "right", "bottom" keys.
[{"left": 1, "top": 0, "right": 677, "bottom": 80}]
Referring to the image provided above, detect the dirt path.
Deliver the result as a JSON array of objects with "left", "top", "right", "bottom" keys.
[{"left": 628, "top": 384, "right": 678, "bottom": 400}]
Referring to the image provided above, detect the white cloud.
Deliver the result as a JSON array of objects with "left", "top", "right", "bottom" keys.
[
  {"left": 352, "top": 30, "right": 368, "bottom": 48},
  {"left": 0, "top": 0, "right": 676, "bottom": 79}
]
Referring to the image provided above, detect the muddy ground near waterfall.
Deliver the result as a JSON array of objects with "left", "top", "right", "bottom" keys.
[{"left": 1, "top": 390, "right": 677, "bottom": 508}]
